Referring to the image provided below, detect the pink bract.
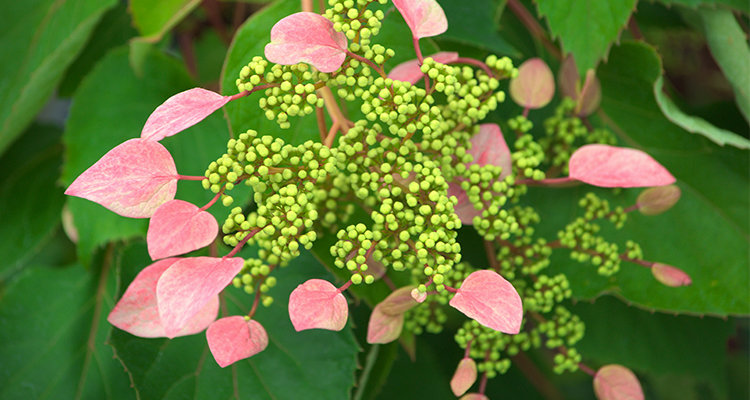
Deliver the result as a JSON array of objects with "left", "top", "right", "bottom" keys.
[
  {"left": 377, "top": 285, "right": 418, "bottom": 315},
  {"left": 460, "top": 394, "right": 489, "bottom": 400},
  {"left": 366, "top": 305, "right": 404, "bottom": 344},
  {"left": 392, "top": 0, "right": 448, "bottom": 39},
  {"left": 593, "top": 364, "right": 644, "bottom": 400},
  {"left": 264, "top": 12, "right": 348, "bottom": 73},
  {"left": 509, "top": 58, "right": 555, "bottom": 109},
  {"left": 451, "top": 358, "right": 478, "bottom": 396},
  {"left": 65, "top": 138, "right": 178, "bottom": 218},
  {"left": 156, "top": 257, "right": 245, "bottom": 338},
  {"left": 449, "top": 270, "right": 523, "bottom": 334},
  {"left": 107, "top": 258, "right": 218, "bottom": 338},
  {"left": 651, "top": 263, "right": 692, "bottom": 287},
  {"left": 147, "top": 199, "right": 219, "bottom": 260},
  {"left": 388, "top": 52, "right": 459, "bottom": 83},
  {"left": 141, "top": 88, "right": 232, "bottom": 142},
  {"left": 206, "top": 316, "right": 268, "bottom": 368},
  {"left": 569, "top": 144, "right": 676, "bottom": 188},
  {"left": 288, "top": 279, "right": 348, "bottom": 331}
]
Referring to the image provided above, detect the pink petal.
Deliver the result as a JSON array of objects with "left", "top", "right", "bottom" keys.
[
  {"left": 593, "top": 364, "right": 644, "bottom": 400},
  {"left": 107, "top": 258, "right": 218, "bottom": 338},
  {"left": 141, "top": 88, "right": 232, "bottom": 142},
  {"left": 366, "top": 305, "right": 404, "bottom": 344},
  {"left": 264, "top": 12, "right": 348, "bottom": 73},
  {"left": 636, "top": 185, "right": 681, "bottom": 216},
  {"left": 459, "top": 394, "right": 488, "bottom": 400},
  {"left": 392, "top": 0, "right": 448, "bottom": 40},
  {"left": 65, "top": 138, "right": 178, "bottom": 218},
  {"left": 378, "top": 286, "right": 418, "bottom": 315},
  {"left": 156, "top": 257, "right": 245, "bottom": 338},
  {"left": 651, "top": 263, "right": 692, "bottom": 287},
  {"left": 569, "top": 144, "right": 676, "bottom": 188},
  {"left": 206, "top": 317, "right": 268, "bottom": 368},
  {"left": 558, "top": 54, "right": 579, "bottom": 100},
  {"left": 509, "top": 58, "right": 555, "bottom": 109},
  {"left": 387, "top": 52, "right": 459, "bottom": 84},
  {"left": 147, "top": 200, "right": 219, "bottom": 260},
  {"left": 288, "top": 279, "right": 348, "bottom": 331},
  {"left": 411, "top": 288, "right": 427, "bottom": 303},
  {"left": 449, "top": 270, "right": 523, "bottom": 334},
  {"left": 451, "top": 358, "right": 478, "bottom": 396},
  {"left": 577, "top": 69, "right": 602, "bottom": 116}
]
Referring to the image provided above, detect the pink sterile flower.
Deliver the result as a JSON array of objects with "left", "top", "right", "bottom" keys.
[
  {"left": 288, "top": 279, "right": 348, "bottom": 331},
  {"left": 449, "top": 270, "right": 523, "bottom": 334},
  {"left": 593, "top": 364, "right": 644, "bottom": 400},
  {"left": 206, "top": 316, "right": 268, "bottom": 368},
  {"left": 377, "top": 285, "right": 418, "bottom": 315},
  {"left": 568, "top": 144, "right": 676, "bottom": 188},
  {"left": 460, "top": 394, "right": 489, "bottom": 400},
  {"left": 141, "top": 88, "right": 234, "bottom": 142},
  {"left": 451, "top": 357, "right": 478, "bottom": 396},
  {"left": 366, "top": 306, "right": 404, "bottom": 344},
  {"left": 392, "top": 0, "right": 448, "bottom": 40},
  {"left": 65, "top": 138, "right": 178, "bottom": 218},
  {"left": 558, "top": 55, "right": 602, "bottom": 116},
  {"left": 509, "top": 58, "right": 555, "bottom": 110},
  {"left": 264, "top": 12, "right": 348, "bottom": 73},
  {"left": 448, "top": 123, "right": 512, "bottom": 225},
  {"left": 108, "top": 258, "right": 219, "bottom": 338},
  {"left": 636, "top": 185, "right": 681, "bottom": 216},
  {"left": 651, "top": 263, "right": 692, "bottom": 287},
  {"left": 156, "top": 256, "right": 245, "bottom": 338},
  {"left": 147, "top": 199, "right": 219, "bottom": 260},
  {"left": 388, "top": 52, "right": 459, "bottom": 84}
]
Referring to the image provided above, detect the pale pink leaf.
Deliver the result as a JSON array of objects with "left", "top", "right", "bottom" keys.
[
  {"left": 147, "top": 200, "right": 219, "bottom": 260},
  {"left": 108, "top": 258, "right": 218, "bottom": 338},
  {"left": 449, "top": 270, "right": 523, "bottom": 334},
  {"left": 366, "top": 305, "right": 404, "bottom": 344},
  {"left": 651, "top": 263, "right": 692, "bottom": 287},
  {"left": 460, "top": 394, "right": 489, "bottom": 400},
  {"left": 392, "top": 0, "right": 448, "bottom": 39},
  {"left": 156, "top": 257, "right": 245, "bottom": 338},
  {"left": 264, "top": 12, "right": 348, "bottom": 73},
  {"left": 593, "top": 364, "right": 644, "bottom": 400},
  {"left": 288, "top": 279, "right": 348, "bottom": 331},
  {"left": 141, "top": 88, "right": 232, "bottom": 141},
  {"left": 388, "top": 52, "right": 459, "bottom": 83},
  {"left": 509, "top": 58, "right": 555, "bottom": 109},
  {"left": 558, "top": 54, "right": 579, "bottom": 100},
  {"left": 411, "top": 288, "right": 427, "bottom": 303},
  {"left": 451, "top": 358, "right": 478, "bottom": 396},
  {"left": 206, "top": 317, "right": 268, "bottom": 368},
  {"left": 378, "top": 286, "right": 418, "bottom": 315},
  {"left": 577, "top": 69, "right": 602, "bottom": 116},
  {"left": 636, "top": 185, "right": 681, "bottom": 216},
  {"left": 65, "top": 138, "right": 178, "bottom": 218},
  {"left": 569, "top": 144, "right": 676, "bottom": 188}
]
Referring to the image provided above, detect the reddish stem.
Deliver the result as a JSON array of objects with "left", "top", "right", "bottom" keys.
[
  {"left": 199, "top": 191, "right": 223, "bottom": 211},
  {"left": 346, "top": 50, "right": 386, "bottom": 78},
  {"left": 453, "top": 57, "right": 495, "bottom": 78},
  {"left": 224, "top": 228, "right": 259, "bottom": 258},
  {"left": 178, "top": 175, "right": 206, "bottom": 181},
  {"left": 413, "top": 37, "right": 424, "bottom": 64},
  {"left": 443, "top": 285, "right": 458, "bottom": 294},
  {"left": 338, "top": 280, "right": 353, "bottom": 293},
  {"left": 516, "top": 176, "right": 577, "bottom": 186},
  {"left": 578, "top": 362, "right": 596, "bottom": 377}
]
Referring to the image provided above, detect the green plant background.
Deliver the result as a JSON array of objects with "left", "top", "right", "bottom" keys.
[{"left": 0, "top": 0, "right": 747, "bottom": 399}]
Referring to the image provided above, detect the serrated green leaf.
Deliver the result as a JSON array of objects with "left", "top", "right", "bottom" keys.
[
  {"left": 657, "top": 0, "right": 749, "bottom": 13},
  {"left": 0, "top": 124, "right": 65, "bottom": 280},
  {"left": 0, "top": 0, "right": 116, "bottom": 154},
  {"left": 654, "top": 76, "right": 750, "bottom": 148},
  {"left": 535, "top": 0, "right": 638, "bottom": 73},
  {"left": 0, "top": 261, "right": 133, "bottom": 400},
  {"left": 437, "top": 0, "right": 519, "bottom": 57},
  {"left": 129, "top": 0, "right": 201, "bottom": 41},
  {"left": 109, "top": 244, "right": 359, "bottom": 400}
]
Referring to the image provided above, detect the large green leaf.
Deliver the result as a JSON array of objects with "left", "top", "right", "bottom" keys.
[
  {"left": 109, "top": 245, "right": 359, "bottom": 400},
  {"left": 0, "top": 0, "right": 116, "bottom": 154},
  {"left": 0, "top": 124, "right": 65, "bottom": 280},
  {"left": 534, "top": 0, "right": 638, "bottom": 73},
  {"left": 437, "top": 0, "right": 519, "bottom": 57},
  {"left": 62, "top": 46, "right": 246, "bottom": 266},
  {"left": 0, "top": 260, "right": 133, "bottom": 400},
  {"left": 658, "top": 0, "right": 749, "bottom": 13},
  {"left": 129, "top": 0, "right": 201, "bottom": 41}
]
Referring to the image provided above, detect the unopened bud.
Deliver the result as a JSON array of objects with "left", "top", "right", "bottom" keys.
[
  {"left": 651, "top": 263, "right": 692, "bottom": 287},
  {"left": 450, "top": 358, "right": 478, "bottom": 396},
  {"left": 411, "top": 288, "right": 427, "bottom": 303},
  {"left": 637, "top": 185, "right": 681, "bottom": 215}
]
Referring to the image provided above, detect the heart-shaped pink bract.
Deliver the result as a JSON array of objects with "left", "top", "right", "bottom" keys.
[
  {"left": 288, "top": 279, "right": 348, "bottom": 331},
  {"left": 107, "top": 258, "right": 219, "bottom": 338},
  {"left": 449, "top": 270, "right": 523, "bottom": 334},
  {"left": 388, "top": 52, "right": 459, "bottom": 83},
  {"left": 366, "top": 306, "right": 405, "bottom": 344},
  {"left": 392, "top": 0, "right": 448, "bottom": 40},
  {"left": 593, "top": 364, "right": 644, "bottom": 400},
  {"left": 65, "top": 138, "right": 178, "bottom": 218},
  {"left": 206, "top": 316, "right": 269, "bottom": 368},
  {"left": 147, "top": 200, "right": 219, "bottom": 260},
  {"left": 636, "top": 185, "right": 681, "bottom": 216},
  {"left": 264, "top": 12, "right": 348, "bottom": 73},
  {"left": 509, "top": 58, "right": 555, "bottom": 109},
  {"left": 451, "top": 358, "right": 478, "bottom": 396},
  {"left": 377, "top": 286, "right": 418, "bottom": 315},
  {"left": 141, "top": 88, "right": 232, "bottom": 142},
  {"left": 651, "top": 263, "right": 692, "bottom": 287},
  {"left": 569, "top": 144, "right": 676, "bottom": 188},
  {"left": 156, "top": 256, "right": 245, "bottom": 338}
]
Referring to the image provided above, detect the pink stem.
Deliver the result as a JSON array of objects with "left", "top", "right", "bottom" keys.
[
  {"left": 413, "top": 37, "right": 424, "bottom": 64},
  {"left": 199, "top": 190, "right": 223, "bottom": 211},
  {"left": 337, "top": 280, "right": 353, "bottom": 293},
  {"left": 464, "top": 339, "right": 473, "bottom": 359},
  {"left": 516, "top": 176, "right": 577, "bottom": 186},
  {"left": 177, "top": 175, "right": 206, "bottom": 181},
  {"left": 224, "top": 228, "right": 259, "bottom": 258},
  {"left": 346, "top": 51, "right": 386, "bottom": 78},
  {"left": 578, "top": 362, "right": 596, "bottom": 377},
  {"left": 443, "top": 285, "right": 458, "bottom": 293},
  {"left": 522, "top": 106, "right": 530, "bottom": 118},
  {"left": 453, "top": 57, "right": 495, "bottom": 78}
]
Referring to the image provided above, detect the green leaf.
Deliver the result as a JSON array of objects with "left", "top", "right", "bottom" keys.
[
  {"left": 62, "top": 46, "right": 247, "bottom": 265},
  {"left": 0, "top": 124, "right": 65, "bottom": 280},
  {"left": 657, "top": 0, "right": 749, "bottom": 13},
  {"left": 0, "top": 0, "right": 116, "bottom": 154},
  {"left": 436, "top": 0, "right": 519, "bottom": 57},
  {"left": 654, "top": 76, "right": 750, "bottom": 149},
  {"left": 129, "top": 0, "right": 201, "bottom": 41},
  {"left": 700, "top": 8, "right": 750, "bottom": 124},
  {"left": 575, "top": 296, "right": 733, "bottom": 398},
  {"left": 109, "top": 245, "right": 359, "bottom": 400},
  {"left": 535, "top": 0, "right": 638, "bottom": 73},
  {"left": 0, "top": 260, "right": 134, "bottom": 400}
]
